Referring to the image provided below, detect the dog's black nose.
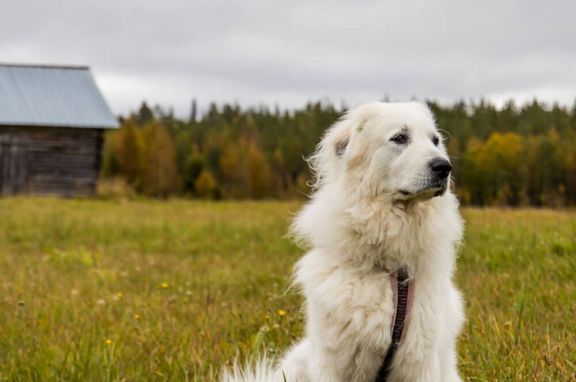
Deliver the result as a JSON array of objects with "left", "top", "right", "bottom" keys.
[{"left": 429, "top": 158, "right": 452, "bottom": 179}]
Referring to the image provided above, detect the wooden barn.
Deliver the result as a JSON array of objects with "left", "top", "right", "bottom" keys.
[{"left": 0, "top": 63, "right": 118, "bottom": 196}]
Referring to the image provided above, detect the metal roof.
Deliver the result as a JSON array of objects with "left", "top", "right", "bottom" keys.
[{"left": 0, "top": 63, "right": 119, "bottom": 129}]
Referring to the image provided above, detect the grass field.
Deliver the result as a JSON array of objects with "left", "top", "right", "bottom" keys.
[{"left": 0, "top": 198, "right": 574, "bottom": 381}]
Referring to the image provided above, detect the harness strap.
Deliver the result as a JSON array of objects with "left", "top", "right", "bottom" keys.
[{"left": 374, "top": 268, "right": 412, "bottom": 382}]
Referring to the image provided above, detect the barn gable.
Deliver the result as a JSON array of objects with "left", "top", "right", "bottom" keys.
[{"left": 0, "top": 64, "right": 118, "bottom": 196}]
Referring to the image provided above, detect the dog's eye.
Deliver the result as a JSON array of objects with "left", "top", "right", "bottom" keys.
[
  {"left": 432, "top": 136, "right": 440, "bottom": 146},
  {"left": 390, "top": 134, "right": 408, "bottom": 145}
]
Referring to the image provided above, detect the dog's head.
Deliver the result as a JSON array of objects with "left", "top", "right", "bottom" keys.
[{"left": 311, "top": 101, "right": 451, "bottom": 203}]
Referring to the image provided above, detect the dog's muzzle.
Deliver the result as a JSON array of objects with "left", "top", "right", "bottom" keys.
[
  {"left": 428, "top": 157, "right": 451, "bottom": 196},
  {"left": 429, "top": 157, "right": 452, "bottom": 181}
]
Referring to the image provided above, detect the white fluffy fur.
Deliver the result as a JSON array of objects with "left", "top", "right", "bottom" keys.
[{"left": 222, "top": 102, "right": 465, "bottom": 382}]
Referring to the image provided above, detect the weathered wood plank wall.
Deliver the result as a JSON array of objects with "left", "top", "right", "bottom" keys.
[{"left": 0, "top": 126, "right": 103, "bottom": 196}]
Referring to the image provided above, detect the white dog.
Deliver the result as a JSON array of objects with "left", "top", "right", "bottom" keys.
[{"left": 223, "top": 102, "right": 465, "bottom": 382}]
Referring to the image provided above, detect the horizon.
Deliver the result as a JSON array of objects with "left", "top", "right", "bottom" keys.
[{"left": 118, "top": 96, "right": 576, "bottom": 120}]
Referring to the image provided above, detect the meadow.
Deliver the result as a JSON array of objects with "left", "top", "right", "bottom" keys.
[{"left": 0, "top": 198, "right": 574, "bottom": 381}]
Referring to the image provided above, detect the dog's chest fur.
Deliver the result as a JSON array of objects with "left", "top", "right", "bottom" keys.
[{"left": 298, "top": 249, "right": 446, "bottom": 382}]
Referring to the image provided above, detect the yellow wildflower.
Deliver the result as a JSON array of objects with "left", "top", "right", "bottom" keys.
[
  {"left": 278, "top": 309, "right": 286, "bottom": 317},
  {"left": 105, "top": 339, "right": 113, "bottom": 345},
  {"left": 161, "top": 282, "right": 169, "bottom": 289}
]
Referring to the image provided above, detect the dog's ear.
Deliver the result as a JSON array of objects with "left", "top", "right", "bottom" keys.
[
  {"left": 308, "top": 111, "right": 359, "bottom": 188},
  {"left": 334, "top": 115, "right": 368, "bottom": 157},
  {"left": 335, "top": 136, "right": 349, "bottom": 157},
  {"left": 332, "top": 117, "right": 356, "bottom": 157}
]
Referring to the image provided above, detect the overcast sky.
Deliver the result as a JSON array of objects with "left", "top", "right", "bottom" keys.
[{"left": 2, "top": 0, "right": 575, "bottom": 116}]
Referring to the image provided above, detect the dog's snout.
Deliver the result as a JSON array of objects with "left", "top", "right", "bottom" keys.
[{"left": 429, "top": 158, "right": 452, "bottom": 179}]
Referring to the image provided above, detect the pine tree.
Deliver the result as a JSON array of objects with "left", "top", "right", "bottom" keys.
[
  {"left": 136, "top": 102, "right": 155, "bottom": 126},
  {"left": 189, "top": 99, "right": 198, "bottom": 124}
]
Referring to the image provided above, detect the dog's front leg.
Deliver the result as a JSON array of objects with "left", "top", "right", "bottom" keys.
[
  {"left": 439, "top": 347, "right": 462, "bottom": 382},
  {"left": 305, "top": 316, "right": 358, "bottom": 381},
  {"left": 306, "top": 348, "right": 351, "bottom": 382},
  {"left": 391, "top": 353, "right": 442, "bottom": 382}
]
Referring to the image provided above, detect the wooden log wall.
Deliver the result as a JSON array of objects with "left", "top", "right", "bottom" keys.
[{"left": 0, "top": 126, "right": 104, "bottom": 196}]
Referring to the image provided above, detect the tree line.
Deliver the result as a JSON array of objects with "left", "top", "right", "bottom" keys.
[{"left": 101, "top": 100, "right": 576, "bottom": 206}]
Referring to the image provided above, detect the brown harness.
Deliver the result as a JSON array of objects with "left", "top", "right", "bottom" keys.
[{"left": 375, "top": 268, "right": 413, "bottom": 382}]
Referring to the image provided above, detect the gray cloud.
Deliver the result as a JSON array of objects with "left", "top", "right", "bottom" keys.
[{"left": 2, "top": 0, "right": 575, "bottom": 115}]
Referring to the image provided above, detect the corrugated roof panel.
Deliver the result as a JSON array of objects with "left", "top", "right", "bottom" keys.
[{"left": 0, "top": 64, "right": 119, "bottom": 129}]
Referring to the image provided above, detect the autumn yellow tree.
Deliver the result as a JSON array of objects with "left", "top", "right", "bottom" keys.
[
  {"left": 476, "top": 132, "right": 524, "bottom": 205},
  {"left": 194, "top": 169, "right": 217, "bottom": 198},
  {"left": 141, "top": 122, "right": 180, "bottom": 197},
  {"left": 246, "top": 142, "right": 272, "bottom": 199},
  {"left": 219, "top": 140, "right": 243, "bottom": 196},
  {"left": 115, "top": 119, "right": 145, "bottom": 188}
]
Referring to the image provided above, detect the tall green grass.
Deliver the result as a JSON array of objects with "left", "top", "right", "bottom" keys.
[{"left": 0, "top": 199, "right": 574, "bottom": 381}]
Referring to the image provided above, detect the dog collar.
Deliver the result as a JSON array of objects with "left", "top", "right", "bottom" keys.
[{"left": 375, "top": 267, "right": 413, "bottom": 382}]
